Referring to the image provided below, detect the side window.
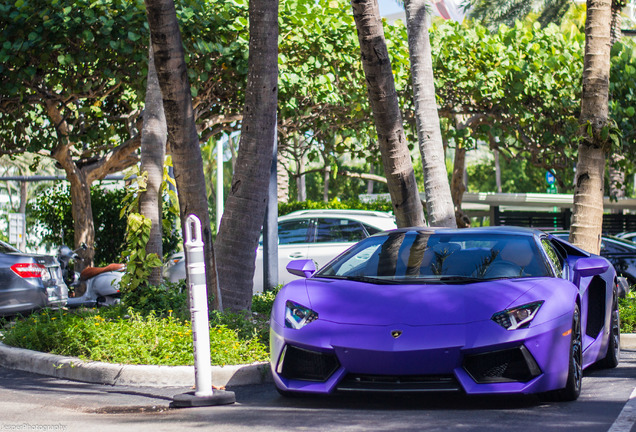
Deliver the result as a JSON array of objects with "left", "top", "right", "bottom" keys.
[
  {"left": 542, "top": 239, "right": 564, "bottom": 278},
  {"left": 315, "top": 218, "right": 367, "bottom": 243},
  {"left": 278, "top": 220, "right": 311, "bottom": 245},
  {"left": 363, "top": 224, "right": 383, "bottom": 236}
]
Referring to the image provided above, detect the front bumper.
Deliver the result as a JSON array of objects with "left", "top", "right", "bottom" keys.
[{"left": 270, "top": 312, "right": 574, "bottom": 395}]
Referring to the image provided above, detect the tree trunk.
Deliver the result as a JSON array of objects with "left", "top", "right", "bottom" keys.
[
  {"left": 140, "top": 44, "right": 167, "bottom": 286},
  {"left": 46, "top": 101, "right": 95, "bottom": 268},
  {"left": 608, "top": 0, "right": 624, "bottom": 211},
  {"left": 144, "top": 0, "right": 220, "bottom": 309},
  {"left": 450, "top": 141, "right": 470, "bottom": 228},
  {"left": 277, "top": 152, "right": 289, "bottom": 203},
  {"left": 323, "top": 165, "right": 331, "bottom": 202},
  {"left": 610, "top": 0, "right": 623, "bottom": 44},
  {"left": 296, "top": 150, "right": 307, "bottom": 201},
  {"left": 367, "top": 164, "right": 375, "bottom": 194},
  {"left": 569, "top": 0, "right": 613, "bottom": 254},
  {"left": 215, "top": 0, "right": 279, "bottom": 312},
  {"left": 351, "top": 0, "right": 425, "bottom": 228},
  {"left": 18, "top": 181, "right": 27, "bottom": 251},
  {"left": 404, "top": 0, "right": 456, "bottom": 228}
]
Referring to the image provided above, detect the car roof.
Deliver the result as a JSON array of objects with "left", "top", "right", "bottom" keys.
[
  {"left": 381, "top": 225, "right": 543, "bottom": 237},
  {"left": 282, "top": 209, "right": 395, "bottom": 219},
  {"left": 279, "top": 209, "right": 397, "bottom": 230}
]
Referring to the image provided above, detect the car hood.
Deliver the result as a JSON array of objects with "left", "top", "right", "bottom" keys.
[{"left": 304, "top": 277, "right": 544, "bottom": 326}]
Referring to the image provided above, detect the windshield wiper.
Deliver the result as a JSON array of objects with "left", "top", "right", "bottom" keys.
[
  {"left": 438, "top": 276, "right": 484, "bottom": 284},
  {"left": 315, "top": 275, "right": 402, "bottom": 284}
]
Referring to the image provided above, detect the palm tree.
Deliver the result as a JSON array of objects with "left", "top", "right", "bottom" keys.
[
  {"left": 404, "top": 0, "right": 457, "bottom": 228},
  {"left": 139, "top": 44, "right": 167, "bottom": 286},
  {"left": 351, "top": 0, "right": 426, "bottom": 228},
  {"left": 467, "top": 0, "right": 615, "bottom": 253},
  {"left": 214, "top": 0, "right": 280, "bottom": 312},
  {"left": 144, "top": 0, "right": 220, "bottom": 309},
  {"left": 569, "top": 1, "right": 613, "bottom": 254}
]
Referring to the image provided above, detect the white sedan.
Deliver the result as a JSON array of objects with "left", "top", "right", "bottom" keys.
[{"left": 164, "top": 209, "right": 397, "bottom": 293}]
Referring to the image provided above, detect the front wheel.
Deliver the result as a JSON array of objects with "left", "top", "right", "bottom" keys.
[
  {"left": 542, "top": 304, "right": 582, "bottom": 402},
  {"left": 96, "top": 295, "right": 121, "bottom": 307}
]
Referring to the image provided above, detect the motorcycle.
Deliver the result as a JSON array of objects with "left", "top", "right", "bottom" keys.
[{"left": 57, "top": 244, "right": 124, "bottom": 307}]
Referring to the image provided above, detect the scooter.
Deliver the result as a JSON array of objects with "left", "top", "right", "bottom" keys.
[{"left": 57, "top": 244, "right": 124, "bottom": 307}]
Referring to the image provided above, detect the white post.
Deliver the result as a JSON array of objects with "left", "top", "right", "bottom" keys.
[
  {"left": 216, "top": 139, "right": 224, "bottom": 233},
  {"left": 184, "top": 215, "right": 213, "bottom": 397}
]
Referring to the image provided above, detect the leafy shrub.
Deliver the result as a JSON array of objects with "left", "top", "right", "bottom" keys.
[
  {"left": 121, "top": 281, "right": 189, "bottom": 320},
  {"left": 619, "top": 292, "right": 636, "bottom": 334},
  {"left": 1, "top": 308, "right": 267, "bottom": 366},
  {"left": 279, "top": 198, "right": 394, "bottom": 216},
  {"left": 30, "top": 184, "right": 181, "bottom": 266}
]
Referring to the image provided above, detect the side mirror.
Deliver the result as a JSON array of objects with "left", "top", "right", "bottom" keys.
[
  {"left": 286, "top": 259, "right": 316, "bottom": 278},
  {"left": 573, "top": 257, "right": 610, "bottom": 278}
]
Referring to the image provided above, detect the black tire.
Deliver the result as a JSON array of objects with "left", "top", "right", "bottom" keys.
[
  {"left": 598, "top": 295, "right": 620, "bottom": 369},
  {"left": 542, "top": 304, "right": 582, "bottom": 402}
]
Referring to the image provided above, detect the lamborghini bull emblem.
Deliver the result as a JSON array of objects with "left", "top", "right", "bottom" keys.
[{"left": 391, "top": 330, "right": 403, "bottom": 339}]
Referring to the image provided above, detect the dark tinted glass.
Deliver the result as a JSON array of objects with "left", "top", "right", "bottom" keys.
[
  {"left": 278, "top": 220, "right": 311, "bottom": 245},
  {"left": 315, "top": 218, "right": 367, "bottom": 243},
  {"left": 317, "top": 232, "right": 551, "bottom": 281}
]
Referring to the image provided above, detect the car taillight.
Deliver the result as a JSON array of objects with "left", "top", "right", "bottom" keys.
[{"left": 11, "top": 263, "right": 47, "bottom": 278}]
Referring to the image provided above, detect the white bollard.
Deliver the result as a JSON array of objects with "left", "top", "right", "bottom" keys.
[
  {"left": 184, "top": 215, "right": 213, "bottom": 397},
  {"left": 171, "top": 215, "right": 235, "bottom": 408}
]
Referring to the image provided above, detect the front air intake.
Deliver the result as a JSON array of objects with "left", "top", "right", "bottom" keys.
[
  {"left": 463, "top": 346, "right": 541, "bottom": 383},
  {"left": 278, "top": 345, "right": 340, "bottom": 382}
]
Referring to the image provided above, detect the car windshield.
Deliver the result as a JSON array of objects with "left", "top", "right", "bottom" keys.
[
  {"left": 0, "top": 240, "right": 20, "bottom": 253},
  {"left": 315, "top": 231, "right": 551, "bottom": 283}
]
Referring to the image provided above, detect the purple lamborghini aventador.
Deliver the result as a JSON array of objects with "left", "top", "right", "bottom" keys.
[{"left": 269, "top": 226, "right": 621, "bottom": 401}]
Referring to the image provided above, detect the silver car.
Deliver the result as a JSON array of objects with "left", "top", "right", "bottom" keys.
[
  {"left": 164, "top": 209, "right": 397, "bottom": 293},
  {"left": 0, "top": 240, "right": 67, "bottom": 317}
]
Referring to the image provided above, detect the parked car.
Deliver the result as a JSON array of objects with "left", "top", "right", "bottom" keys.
[
  {"left": 616, "top": 231, "right": 636, "bottom": 242},
  {"left": 0, "top": 240, "right": 67, "bottom": 317},
  {"left": 163, "top": 209, "right": 397, "bottom": 293},
  {"left": 550, "top": 231, "right": 636, "bottom": 289},
  {"left": 271, "top": 226, "right": 620, "bottom": 400}
]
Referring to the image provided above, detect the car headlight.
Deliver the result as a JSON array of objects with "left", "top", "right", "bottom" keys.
[
  {"left": 285, "top": 300, "right": 318, "bottom": 329},
  {"left": 491, "top": 301, "right": 544, "bottom": 330}
]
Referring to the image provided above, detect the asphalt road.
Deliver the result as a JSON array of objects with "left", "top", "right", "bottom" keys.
[{"left": 1, "top": 349, "right": 636, "bottom": 432}]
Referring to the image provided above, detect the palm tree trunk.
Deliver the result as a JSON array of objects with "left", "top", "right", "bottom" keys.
[
  {"left": 140, "top": 44, "right": 167, "bottom": 286},
  {"left": 215, "top": 0, "right": 279, "bottom": 312},
  {"left": 351, "top": 0, "right": 425, "bottom": 228},
  {"left": 569, "top": 0, "right": 613, "bottom": 254},
  {"left": 145, "top": 0, "right": 220, "bottom": 309},
  {"left": 404, "top": 0, "right": 456, "bottom": 228}
]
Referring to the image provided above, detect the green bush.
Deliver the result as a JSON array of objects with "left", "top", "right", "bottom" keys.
[
  {"left": 279, "top": 198, "right": 394, "bottom": 216},
  {"left": 30, "top": 184, "right": 181, "bottom": 266},
  {"left": 0, "top": 286, "right": 279, "bottom": 366},
  {"left": 1, "top": 308, "right": 267, "bottom": 366},
  {"left": 619, "top": 293, "right": 636, "bottom": 334}
]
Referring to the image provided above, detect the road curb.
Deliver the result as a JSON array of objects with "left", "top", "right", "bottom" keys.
[
  {"left": 0, "top": 342, "right": 272, "bottom": 388},
  {"left": 623, "top": 333, "right": 636, "bottom": 350},
  {"left": 1, "top": 335, "right": 634, "bottom": 388}
]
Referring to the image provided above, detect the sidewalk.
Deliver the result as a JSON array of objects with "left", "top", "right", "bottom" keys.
[
  {"left": 0, "top": 342, "right": 272, "bottom": 388},
  {"left": 1, "top": 335, "right": 635, "bottom": 388}
]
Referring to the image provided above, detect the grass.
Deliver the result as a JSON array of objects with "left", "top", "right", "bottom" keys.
[
  {"left": 3, "top": 283, "right": 633, "bottom": 367},
  {"left": 619, "top": 291, "right": 636, "bottom": 334},
  {"left": 0, "top": 286, "right": 279, "bottom": 366}
]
